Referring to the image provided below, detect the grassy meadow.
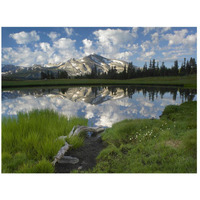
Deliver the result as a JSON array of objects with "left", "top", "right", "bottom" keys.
[
  {"left": 2, "top": 74, "right": 197, "bottom": 89},
  {"left": 2, "top": 109, "right": 88, "bottom": 173},
  {"left": 89, "top": 101, "right": 197, "bottom": 173}
]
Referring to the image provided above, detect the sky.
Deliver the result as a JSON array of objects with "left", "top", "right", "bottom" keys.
[{"left": 2, "top": 27, "right": 197, "bottom": 68}]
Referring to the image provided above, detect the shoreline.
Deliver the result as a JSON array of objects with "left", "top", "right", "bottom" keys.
[{"left": 2, "top": 75, "right": 197, "bottom": 89}]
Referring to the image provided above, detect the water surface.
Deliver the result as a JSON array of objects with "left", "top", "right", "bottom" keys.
[{"left": 2, "top": 86, "right": 197, "bottom": 127}]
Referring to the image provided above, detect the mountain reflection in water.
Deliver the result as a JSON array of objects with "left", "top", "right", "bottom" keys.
[{"left": 2, "top": 86, "right": 197, "bottom": 127}]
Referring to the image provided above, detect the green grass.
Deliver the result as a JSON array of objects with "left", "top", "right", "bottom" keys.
[
  {"left": 2, "top": 74, "right": 197, "bottom": 89},
  {"left": 89, "top": 101, "right": 197, "bottom": 173},
  {"left": 1, "top": 109, "right": 88, "bottom": 173}
]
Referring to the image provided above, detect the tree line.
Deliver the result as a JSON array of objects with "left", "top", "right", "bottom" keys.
[
  {"left": 41, "top": 70, "right": 69, "bottom": 79},
  {"left": 41, "top": 57, "right": 197, "bottom": 80},
  {"left": 76, "top": 57, "right": 197, "bottom": 79}
]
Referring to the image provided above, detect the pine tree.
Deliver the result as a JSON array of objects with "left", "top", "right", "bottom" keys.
[{"left": 172, "top": 60, "right": 179, "bottom": 76}]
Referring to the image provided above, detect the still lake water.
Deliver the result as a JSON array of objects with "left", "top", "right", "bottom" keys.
[{"left": 2, "top": 86, "right": 197, "bottom": 127}]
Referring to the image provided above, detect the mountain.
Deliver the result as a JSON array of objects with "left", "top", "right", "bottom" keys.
[
  {"left": 3, "top": 86, "right": 127, "bottom": 105},
  {"left": 2, "top": 54, "right": 137, "bottom": 80},
  {"left": 2, "top": 64, "right": 44, "bottom": 80}
]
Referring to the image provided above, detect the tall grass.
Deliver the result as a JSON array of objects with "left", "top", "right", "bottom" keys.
[
  {"left": 2, "top": 109, "right": 88, "bottom": 173},
  {"left": 90, "top": 101, "right": 197, "bottom": 173}
]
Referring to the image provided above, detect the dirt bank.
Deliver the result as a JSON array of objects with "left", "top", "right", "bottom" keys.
[{"left": 55, "top": 135, "right": 106, "bottom": 173}]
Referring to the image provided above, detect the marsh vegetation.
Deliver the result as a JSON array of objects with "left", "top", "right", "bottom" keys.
[{"left": 2, "top": 110, "right": 87, "bottom": 173}]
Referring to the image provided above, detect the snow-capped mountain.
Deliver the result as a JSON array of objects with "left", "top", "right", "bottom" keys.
[{"left": 2, "top": 54, "right": 136, "bottom": 80}]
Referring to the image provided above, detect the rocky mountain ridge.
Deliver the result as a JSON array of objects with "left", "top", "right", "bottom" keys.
[{"left": 2, "top": 54, "right": 137, "bottom": 80}]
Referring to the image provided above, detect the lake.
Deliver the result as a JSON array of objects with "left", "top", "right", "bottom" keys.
[{"left": 2, "top": 85, "right": 197, "bottom": 127}]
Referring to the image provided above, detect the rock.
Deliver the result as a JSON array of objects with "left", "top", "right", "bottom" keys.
[{"left": 57, "top": 156, "right": 79, "bottom": 164}]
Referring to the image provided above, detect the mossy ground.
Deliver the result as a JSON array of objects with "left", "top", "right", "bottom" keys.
[{"left": 89, "top": 101, "right": 197, "bottom": 173}]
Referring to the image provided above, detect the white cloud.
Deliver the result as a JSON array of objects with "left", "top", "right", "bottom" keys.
[
  {"left": 131, "top": 27, "right": 138, "bottom": 37},
  {"left": 39, "top": 42, "right": 51, "bottom": 52},
  {"left": 183, "top": 33, "right": 197, "bottom": 46},
  {"left": 83, "top": 39, "right": 92, "bottom": 49},
  {"left": 114, "top": 51, "right": 133, "bottom": 60},
  {"left": 137, "top": 51, "right": 155, "bottom": 61},
  {"left": 93, "top": 28, "right": 137, "bottom": 60},
  {"left": 151, "top": 32, "right": 159, "bottom": 44},
  {"left": 160, "top": 29, "right": 197, "bottom": 61},
  {"left": 53, "top": 38, "right": 76, "bottom": 49},
  {"left": 3, "top": 27, "right": 197, "bottom": 67},
  {"left": 140, "top": 40, "right": 151, "bottom": 52},
  {"left": 94, "top": 28, "right": 134, "bottom": 47},
  {"left": 162, "top": 29, "right": 188, "bottom": 45},
  {"left": 64, "top": 28, "right": 73, "bottom": 36},
  {"left": 161, "top": 47, "right": 195, "bottom": 62},
  {"left": 82, "top": 39, "right": 94, "bottom": 55},
  {"left": 52, "top": 38, "right": 80, "bottom": 62},
  {"left": 47, "top": 32, "right": 60, "bottom": 41},
  {"left": 2, "top": 46, "right": 49, "bottom": 66},
  {"left": 160, "top": 27, "right": 171, "bottom": 33},
  {"left": 145, "top": 51, "right": 155, "bottom": 57},
  {"left": 2, "top": 36, "right": 80, "bottom": 66},
  {"left": 9, "top": 31, "right": 40, "bottom": 44},
  {"left": 143, "top": 27, "right": 156, "bottom": 36}
]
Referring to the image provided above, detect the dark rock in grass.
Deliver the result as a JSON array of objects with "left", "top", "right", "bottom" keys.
[{"left": 57, "top": 156, "right": 79, "bottom": 164}]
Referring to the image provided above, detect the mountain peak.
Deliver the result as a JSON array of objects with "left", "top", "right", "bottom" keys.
[{"left": 2, "top": 54, "right": 134, "bottom": 80}]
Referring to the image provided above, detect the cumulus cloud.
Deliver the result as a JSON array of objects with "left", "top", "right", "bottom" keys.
[
  {"left": 162, "top": 29, "right": 189, "bottom": 45},
  {"left": 47, "top": 32, "right": 60, "bottom": 41},
  {"left": 3, "top": 27, "right": 197, "bottom": 67},
  {"left": 2, "top": 37, "right": 80, "bottom": 66},
  {"left": 94, "top": 28, "right": 134, "bottom": 47},
  {"left": 183, "top": 33, "right": 197, "bottom": 46},
  {"left": 114, "top": 51, "right": 133, "bottom": 60},
  {"left": 151, "top": 32, "right": 159, "bottom": 44},
  {"left": 161, "top": 47, "right": 195, "bottom": 62},
  {"left": 53, "top": 38, "right": 76, "bottom": 49},
  {"left": 9, "top": 31, "right": 40, "bottom": 44},
  {"left": 160, "top": 29, "right": 197, "bottom": 61},
  {"left": 137, "top": 51, "right": 155, "bottom": 61},
  {"left": 160, "top": 27, "right": 171, "bottom": 33},
  {"left": 131, "top": 27, "right": 138, "bottom": 37},
  {"left": 92, "top": 28, "right": 138, "bottom": 60},
  {"left": 39, "top": 42, "right": 51, "bottom": 52},
  {"left": 145, "top": 51, "right": 155, "bottom": 57},
  {"left": 82, "top": 39, "right": 94, "bottom": 55},
  {"left": 140, "top": 40, "right": 151, "bottom": 52},
  {"left": 52, "top": 38, "right": 80, "bottom": 62},
  {"left": 143, "top": 27, "right": 156, "bottom": 36},
  {"left": 64, "top": 28, "right": 73, "bottom": 36}
]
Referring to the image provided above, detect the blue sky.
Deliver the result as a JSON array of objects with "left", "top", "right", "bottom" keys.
[{"left": 2, "top": 27, "right": 197, "bottom": 68}]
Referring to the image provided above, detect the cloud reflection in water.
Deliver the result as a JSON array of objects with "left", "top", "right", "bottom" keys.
[{"left": 2, "top": 86, "right": 196, "bottom": 127}]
